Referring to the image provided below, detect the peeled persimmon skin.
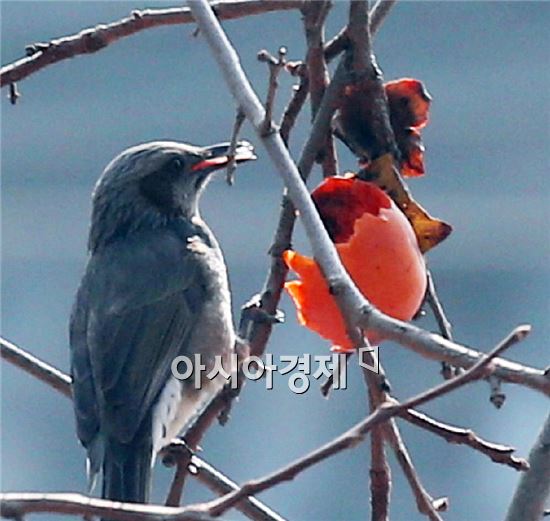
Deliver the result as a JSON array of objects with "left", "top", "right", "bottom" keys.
[{"left": 284, "top": 177, "right": 427, "bottom": 352}]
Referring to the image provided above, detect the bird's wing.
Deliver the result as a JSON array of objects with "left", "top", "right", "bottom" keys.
[{"left": 70, "top": 226, "right": 212, "bottom": 447}]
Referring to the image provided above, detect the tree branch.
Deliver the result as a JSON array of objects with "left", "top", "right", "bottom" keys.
[
  {"left": 279, "top": 0, "right": 395, "bottom": 146},
  {"left": 301, "top": 0, "right": 338, "bottom": 178},
  {"left": 0, "top": 1, "right": 305, "bottom": 88},
  {"left": 382, "top": 420, "right": 448, "bottom": 520},
  {"left": 366, "top": 371, "right": 392, "bottom": 521},
  {"left": 425, "top": 269, "right": 459, "bottom": 380},
  {"left": 361, "top": 355, "right": 446, "bottom": 521},
  {"left": 194, "top": 324, "right": 528, "bottom": 516},
  {"left": 324, "top": 0, "right": 398, "bottom": 63},
  {"left": 0, "top": 493, "right": 212, "bottom": 521},
  {"left": 0, "top": 337, "right": 72, "bottom": 398},
  {"left": 505, "top": 413, "right": 550, "bottom": 521},
  {"left": 0, "top": 337, "right": 282, "bottom": 521},
  {"left": 189, "top": 456, "right": 287, "bottom": 521},
  {"left": 402, "top": 409, "right": 529, "bottom": 471}
]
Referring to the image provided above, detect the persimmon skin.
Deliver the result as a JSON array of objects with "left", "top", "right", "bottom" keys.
[{"left": 284, "top": 177, "right": 427, "bottom": 352}]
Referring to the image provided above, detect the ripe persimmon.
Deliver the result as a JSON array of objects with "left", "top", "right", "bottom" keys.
[{"left": 284, "top": 175, "right": 427, "bottom": 352}]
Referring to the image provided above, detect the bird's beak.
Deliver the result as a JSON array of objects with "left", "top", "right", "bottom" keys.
[{"left": 192, "top": 141, "right": 256, "bottom": 172}]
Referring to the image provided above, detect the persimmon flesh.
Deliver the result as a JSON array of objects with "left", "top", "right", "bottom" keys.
[{"left": 284, "top": 176, "right": 427, "bottom": 352}]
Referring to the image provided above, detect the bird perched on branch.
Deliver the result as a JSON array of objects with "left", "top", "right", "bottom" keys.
[{"left": 69, "top": 140, "right": 255, "bottom": 507}]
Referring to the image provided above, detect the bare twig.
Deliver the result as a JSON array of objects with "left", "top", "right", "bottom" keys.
[
  {"left": 369, "top": 426, "right": 391, "bottom": 521},
  {"left": 425, "top": 269, "right": 458, "bottom": 380},
  {"left": 279, "top": 0, "right": 394, "bottom": 146},
  {"left": 425, "top": 270, "right": 453, "bottom": 342},
  {"left": 301, "top": 0, "right": 338, "bottom": 177},
  {"left": 279, "top": 62, "right": 309, "bottom": 145},
  {"left": 0, "top": 337, "right": 72, "bottom": 398},
  {"left": 0, "top": 492, "right": 212, "bottom": 521},
  {"left": 237, "top": 0, "right": 399, "bottom": 366},
  {"left": 366, "top": 375, "right": 391, "bottom": 521},
  {"left": 324, "top": 0, "right": 398, "bottom": 62},
  {"left": 189, "top": 456, "right": 287, "bottom": 521},
  {"left": 360, "top": 311, "right": 548, "bottom": 395},
  {"left": 369, "top": 0, "right": 398, "bottom": 36},
  {"left": 0, "top": 1, "right": 305, "bottom": 88},
  {"left": 505, "top": 413, "right": 550, "bottom": 521},
  {"left": 348, "top": 0, "right": 372, "bottom": 72},
  {"left": 383, "top": 420, "right": 448, "bottom": 520},
  {"left": 225, "top": 109, "right": 246, "bottom": 185},
  {"left": 361, "top": 354, "right": 446, "bottom": 521},
  {"left": 402, "top": 409, "right": 529, "bottom": 471},
  {"left": 258, "top": 47, "right": 287, "bottom": 135},
  {"left": 195, "top": 325, "right": 528, "bottom": 516},
  {"left": 0, "top": 337, "right": 282, "bottom": 521},
  {"left": 163, "top": 441, "right": 286, "bottom": 520},
  {"left": 241, "top": 55, "right": 351, "bottom": 362}
]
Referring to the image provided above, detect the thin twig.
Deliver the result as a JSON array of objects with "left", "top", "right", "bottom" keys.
[
  {"left": 425, "top": 269, "right": 458, "bottom": 380},
  {"left": 279, "top": 62, "right": 309, "bottom": 145},
  {"left": 225, "top": 109, "right": 246, "bottom": 185},
  {"left": 383, "top": 419, "right": 448, "bottom": 520},
  {"left": 425, "top": 270, "right": 453, "bottom": 341},
  {"left": 241, "top": 55, "right": 351, "bottom": 361},
  {"left": 505, "top": 413, "right": 550, "bottom": 521},
  {"left": 323, "top": 0, "right": 398, "bottom": 63},
  {"left": 238, "top": 0, "right": 399, "bottom": 366},
  {"left": 0, "top": 337, "right": 282, "bottom": 521},
  {"left": 402, "top": 409, "right": 529, "bottom": 471},
  {"left": 348, "top": 0, "right": 372, "bottom": 72},
  {"left": 369, "top": 0, "right": 398, "bottom": 36},
  {"left": 0, "top": 1, "right": 304, "bottom": 88},
  {"left": 361, "top": 353, "right": 446, "bottom": 521},
  {"left": 365, "top": 367, "right": 391, "bottom": 521},
  {"left": 258, "top": 47, "right": 287, "bottom": 135},
  {"left": 189, "top": 456, "right": 287, "bottom": 521},
  {"left": 195, "top": 325, "right": 529, "bottom": 516},
  {"left": 0, "top": 337, "right": 72, "bottom": 398},
  {"left": 279, "top": 0, "right": 393, "bottom": 146},
  {"left": 301, "top": 0, "right": 338, "bottom": 178},
  {"left": 369, "top": 423, "right": 391, "bottom": 521},
  {"left": 0, "top": 493, "right": 212, "bottom": 521}
]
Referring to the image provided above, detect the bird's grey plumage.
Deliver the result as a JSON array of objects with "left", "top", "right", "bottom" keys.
[{"left": 69, "top": 141, "right": 254, "bottom": 507}]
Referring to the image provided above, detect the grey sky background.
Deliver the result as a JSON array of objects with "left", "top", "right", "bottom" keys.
[{"left": 1, "top": 2, "right": 549, "bottom": 520}]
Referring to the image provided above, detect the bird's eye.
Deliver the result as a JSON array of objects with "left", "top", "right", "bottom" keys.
[{"left": 169, "top": 157, "right": 184, "bottom": 171}]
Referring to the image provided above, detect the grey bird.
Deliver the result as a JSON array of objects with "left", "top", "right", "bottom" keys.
[{"left": 69, "top": 140, "right": 255, "bottom": 505}]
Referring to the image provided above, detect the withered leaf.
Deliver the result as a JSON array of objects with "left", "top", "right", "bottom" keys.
[
  {"left": 358, "top": 154, "right": 452, "bottom": 253},
  {"left": 385, "top": 78, "right": 432, "bottom": 178}
]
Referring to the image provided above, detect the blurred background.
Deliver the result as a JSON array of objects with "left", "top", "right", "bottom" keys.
[{"left": 1, "top": 2, "right": 548, "bottom": 520}]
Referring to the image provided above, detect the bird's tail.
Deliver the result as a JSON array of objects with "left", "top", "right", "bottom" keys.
[{"left": 101, "top": 437, "right": 152, "bottom": 520}]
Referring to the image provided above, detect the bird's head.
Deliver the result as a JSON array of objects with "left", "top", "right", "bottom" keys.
[{"left": 89, "top": 140, "right": 256, "bottom": 251}]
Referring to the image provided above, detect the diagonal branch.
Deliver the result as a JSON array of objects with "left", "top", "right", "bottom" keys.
[
  {"left": 0, "top": 1, "right": 304, "bottom": 88},
  {"left": 0, "top": 337, "right": 72, "bottom": 397},
  {"left": 0, "top": 337, "right": 283, "bottom": 521},
  {"left": 505, "top": 413, "right": 550, "bottom": 521},
  {"left": 194, "top": 325, "right": 529, "bottom": 516},
  {"left": 361, "top": 353, "right": 447, "bottom": 521},
  {"left": 0, "top": 492, "right": 212, "bottom": 521},
  {"left": 402, "top": 409, "right": 529, "bottom": 471},
  {"left": 301, "top": 0, "right": 338, "bottom": 178}
]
